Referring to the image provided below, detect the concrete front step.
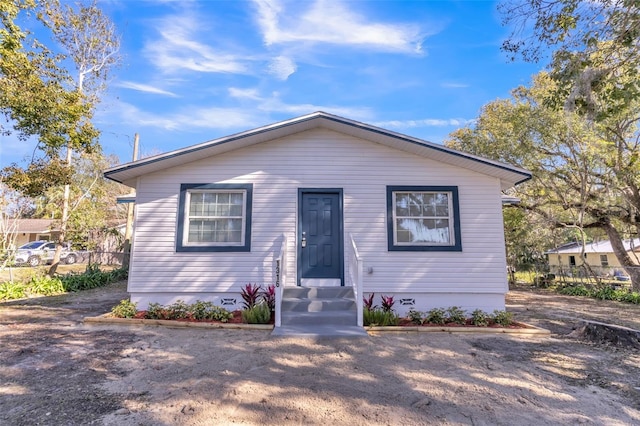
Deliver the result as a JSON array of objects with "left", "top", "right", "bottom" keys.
[
  {"left": 282, "top": 286, "right": 354, "bottom": 299},
  {"left": 281, "top": 310, "right": 357, "bottom": 326},
  {"left": 271, "top": 325, "right": 368, "bottom": 338},
  {"left": 281, "top": 298, "right": 356, "bottom": 312}
]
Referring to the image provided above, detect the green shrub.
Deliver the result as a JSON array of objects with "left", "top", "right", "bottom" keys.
[
  {"left": 425, "top": 308, "right": 446, "bottom": 325},
  {"left": 27, "top": 275, "right": 65, "bottom": 296},
  {"left": 241, "top": 302, "right": 272, "bottom": 324},
  {"left": 622, "top": 291, "right": 640, "bottom": 304},
  {"left": 190, "top": 300, "right": 214, "bottom": 320},
  {"left": 492, "top": 310, "right": 514, "bottom": 327},
  {"left": 364, "top": 307, "right": 399, "bottom": 326},
  {"left": 558, "top": 285, "right": 591, "bottom": 296},
  {"left": 0, "top": 282, "right": 26, "bottom": 300},
  {"left": 60, "top": 265, "right": 127, "bottom": 292},
  {"left": 470, "top": 309, "right": 489, "bottom": 326},
  {"left": 145, "top": 302, "right": 166, "bottom": 319},
  {"left": 407, "top": 308, "right": 425, "bottom": 325},
  {"left": 111, "top": 299, "right": 137, "bottom": 318},
  {"left": 445, "top": 306, "right": 466, "bottom": 324},
  {"left": 204, "top": 305, "right": 233, "bottom": 322},
  {"left": 592, "top": 286, "right": 616, "bottom": 301},
  {"left": 164, "top": 300, "right": 190, "bottom": 319}
]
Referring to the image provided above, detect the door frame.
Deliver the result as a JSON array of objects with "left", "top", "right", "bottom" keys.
[{"left": 297, "top": 188, "right": 345, "bottom": 286}]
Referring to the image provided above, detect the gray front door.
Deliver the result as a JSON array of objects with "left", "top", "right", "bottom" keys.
[{"left": 298, "top": 189, "right": 344, "bottom": 286}]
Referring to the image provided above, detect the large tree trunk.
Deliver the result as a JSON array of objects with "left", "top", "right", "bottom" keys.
[{"left": 602, "top": 222, "right": 640, "bottom": 291}]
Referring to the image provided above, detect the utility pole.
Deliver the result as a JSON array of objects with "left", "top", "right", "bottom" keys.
[{"left": 122, "top": 133, "right": 139, "bottom": 269}]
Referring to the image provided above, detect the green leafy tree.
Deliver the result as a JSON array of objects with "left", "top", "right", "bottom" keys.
[
  {"left": 34, "top": 153, "right": 128, "bottom": 250},
  {"left": 500, "top": 0, "right": 640, "bottom": 118},
  {"left": 447, "top": 72, "right": 640, "bottom": 290},
  {"left": 0, "top": 0, "right": 120, "bottom": 274}
]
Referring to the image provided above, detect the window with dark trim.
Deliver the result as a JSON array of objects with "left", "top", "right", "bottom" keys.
[
  {"left": 176, "top": 183, "right": 252, "bottom": 252},
  {"left": 386, "top": 186, "right": 461, "bottom": 251}
]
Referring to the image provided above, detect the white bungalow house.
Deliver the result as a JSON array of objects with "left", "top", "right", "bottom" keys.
[{"left": 104, "top": 112, "right": 531, "bottom": 329}]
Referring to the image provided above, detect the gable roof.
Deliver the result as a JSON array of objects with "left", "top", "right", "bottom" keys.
[
  {"left": 545, "top": 239, "right": 640, "bottom": 255},
  {"left": 4, "top": 219, "right": 57, "bottom": 234},
  {"left": 104, "top": 111, "right": 532, "bottom": 190}
]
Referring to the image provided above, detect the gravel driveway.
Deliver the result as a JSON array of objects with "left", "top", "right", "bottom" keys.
[{"left": 1, "top": 281, "right": 639, "bottom": 425}]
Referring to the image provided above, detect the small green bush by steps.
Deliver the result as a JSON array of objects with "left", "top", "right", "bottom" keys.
[
  {"left": 363, "top": 307, "right": 399, "bottom": 326},
  {"left": 189, "top": 300, "right": 233, "bottom": 322},
  {"left": 241, "top": 302, "right": 271, "bottom": 324}
]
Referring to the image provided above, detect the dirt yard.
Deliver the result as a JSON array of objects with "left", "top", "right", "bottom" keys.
[{"left": 1, "top": 282, "right": 639, "bottom": 425}]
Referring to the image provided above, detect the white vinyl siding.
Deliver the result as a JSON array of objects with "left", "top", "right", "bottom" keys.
[{"left": 128, "top": 128, "right": 509, "bottom": 311}]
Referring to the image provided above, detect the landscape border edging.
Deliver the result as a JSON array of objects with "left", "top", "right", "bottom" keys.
[
  {"left": 365, "top": 322, "right": 550, "bottom": 336},
  {"left": 83, "top": 315, "right": 274, "bottom": 330}
]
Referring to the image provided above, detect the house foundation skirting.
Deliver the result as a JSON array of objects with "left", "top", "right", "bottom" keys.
[
  {"left": 362, "top": 292, "right": 506, "bottom": 317},
  {"left": 130, "top": 291, "right": 506, "bottom": 316}
]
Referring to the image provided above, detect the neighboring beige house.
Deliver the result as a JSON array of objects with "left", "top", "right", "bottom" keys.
[
  {"left": 546, "top": 239, "right": 640, "bottom": 275},
  {"left": 3, "top": 219, "right": 60, "bottom": 248}
]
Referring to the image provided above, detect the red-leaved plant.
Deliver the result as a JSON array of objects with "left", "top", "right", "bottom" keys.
[
  {"left": 380, "top": 295, "right": 395, "bottom": 312},
  {"left": 261, "top": 284, "right": 276, "bottom": 311},
  {"left": 363, "top": 293, "right": 377, "bottom": 310},
  {"left": 241, "top": 283, "right": 261, "bottom": 309}
]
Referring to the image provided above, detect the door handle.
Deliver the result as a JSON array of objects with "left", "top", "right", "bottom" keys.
[{"left": 301, "top": 232, "right": 306, "bottom": 248}]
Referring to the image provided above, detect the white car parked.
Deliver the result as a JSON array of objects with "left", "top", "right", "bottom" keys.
[{"left": 13, "top": 241, "right": 78, "bottom": 267}]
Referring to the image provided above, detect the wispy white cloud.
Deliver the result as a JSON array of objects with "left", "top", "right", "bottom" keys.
[
  {"left": 441, "top": 82, "right": 469, "bottom": 89},
  {"left": 112, "top": 101, "right": 260, "bottom": 131},
  {"left": 267, "top": 55, "right": 297, "bottom": 80},
  {"left": 109, "top": 92, "right": 373, "bottom": 133},
  {"left": 253, "top": 0, "right": 426, "bottom": 54},
  {"left": 144, "top": 14, "right": 250, "bottom": 74},
  {"left": 228, "top": 87, "right": 262, "bottom": 100},
  {"left": 117, "top": 81, "right": 179, "bottom": 97},
  {"left": 373, "top": 118, "right": 474, "bottom": 128}
]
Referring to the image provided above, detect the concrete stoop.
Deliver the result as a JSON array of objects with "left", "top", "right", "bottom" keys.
[{"left": 272, "top": 286, "right": 367, "bottom": 337}]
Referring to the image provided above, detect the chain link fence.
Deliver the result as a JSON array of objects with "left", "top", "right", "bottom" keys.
[
  {"left": 1, "top": 249, "right": 126, "bottom": 268},
  {"left": 513, "top": 263, "right": 639, "bottom": 289}
]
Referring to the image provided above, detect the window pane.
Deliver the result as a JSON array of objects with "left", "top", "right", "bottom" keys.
[
  {"left": 189, "top": 193, "right": 203, "bottom": 215},
  {"left": 435, "top": 205, "right": 449, "bottom": 216},
  {"left": 230, "top": 193, "right": 243, "bottom": 205},
  {"left": 408, "top": 194, "right": 422, "bottom": 217},
  {"left": 396, "top": 218, "right": 450, "bottom": 244},
  {"left": 216, "top": 204, "right": 231, "bottom": 216},
  {"left": 395, "top": 194, "right": 409, "bottom": 216}
]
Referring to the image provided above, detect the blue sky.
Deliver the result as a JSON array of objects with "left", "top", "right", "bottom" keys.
[{"left": 1, "top": 0, "right": 544, "bottom": 166}]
